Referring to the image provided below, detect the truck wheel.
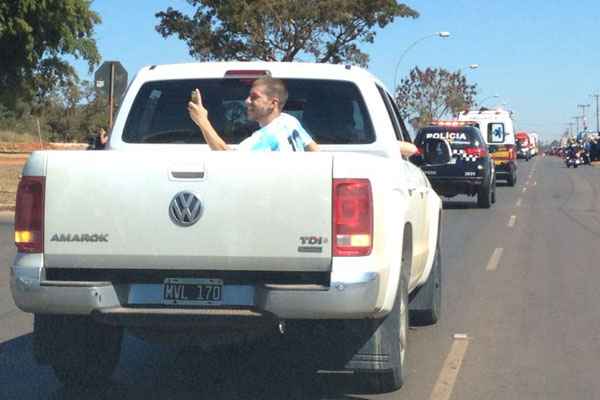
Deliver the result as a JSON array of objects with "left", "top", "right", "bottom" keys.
[
  {"left": 409, "top": 242, "right": 442, "bottom": 326},
  {"left": 358, "top": 275, "right": 408, "bottom": 393},
  {"left": 506, "top": 169, "right": 516, "bottom": 186},
  {"left": 38, "top": 315, "right": 122, "bottom": 387},
  {"left": 477, "top": 181, "right": 492, "bottom": 208}
]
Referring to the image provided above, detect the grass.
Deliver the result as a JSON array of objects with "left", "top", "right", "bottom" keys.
[{"left": 0, "top": 130, "right": 42, "bottom": 143}]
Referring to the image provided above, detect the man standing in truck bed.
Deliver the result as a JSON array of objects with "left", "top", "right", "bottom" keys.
[{"left": 188, "top": 76, "right": 320, "bottom": 152}]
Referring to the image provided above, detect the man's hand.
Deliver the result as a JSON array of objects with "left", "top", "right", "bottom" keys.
[
  {"left": 187, "top": 88, "right": 230, "bottom": 151},
  {"left": 188, "top": 89, "right": 209, "bottom": 127},
  {"left": 99, "top": 129, "right": 108, "bottom": 145},
  {"left": 399, "top": 141, "right": 418, "bottom": 157}
]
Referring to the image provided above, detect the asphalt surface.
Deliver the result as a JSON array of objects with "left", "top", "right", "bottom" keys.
[{"left": 1, "top": 156, "right": 600, "bottom": 399}]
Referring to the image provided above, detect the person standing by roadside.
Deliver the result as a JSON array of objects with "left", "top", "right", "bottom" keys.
[{"left": 88, "top": 127, "right": 108, "bottom": 150}]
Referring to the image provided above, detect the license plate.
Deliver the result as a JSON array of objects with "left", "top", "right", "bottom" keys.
[{"left": 162, "top": 278, "right": 223, "bottom": 306}]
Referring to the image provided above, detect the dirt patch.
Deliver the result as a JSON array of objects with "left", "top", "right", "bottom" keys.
[
  {"left": 0, "top": 142, "right": 87, "bottom": 153},
  {"left": 0, "top": 164, "right": 22, "bottom": 210},
  {"left": 0, "top": 155, "right": 28, "bottom": 166}
]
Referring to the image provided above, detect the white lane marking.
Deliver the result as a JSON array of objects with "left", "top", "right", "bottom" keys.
[
  {"left": 534, "top": 181, "right": 537, "bottom": 186},
  {"left": 516, "top": 198, "right": 522, "bottom": 207},
  {"left": 508, "top": 215, "right": 516, "bottom": 228},
  {"left": 522, "top": 187, "right": 527, "bottom": 193},
  {"left": 486, "top": 248, "right": 504, "bottom": 271},
  {"left": 429, "top": 335, "right": 470, "bottom": 400}
]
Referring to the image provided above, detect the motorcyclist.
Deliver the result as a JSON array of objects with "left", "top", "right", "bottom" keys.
[
  {"left": 590, "top": 136, "right": 599, "bottom": 162},
  {"left": 565, "top": 139, "right": 581, "bottom": 167},
  {"left": 582, "top": 140, "right": 591, "bottom": 164}
]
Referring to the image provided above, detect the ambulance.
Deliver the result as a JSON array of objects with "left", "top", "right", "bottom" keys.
[{"left": 458, "top": 107, "right": 518, "bottom": 186}]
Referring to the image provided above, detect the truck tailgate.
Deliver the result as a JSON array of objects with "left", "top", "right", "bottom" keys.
[{"left": 43, "top": 151, "right": 333, "bottom": 272}]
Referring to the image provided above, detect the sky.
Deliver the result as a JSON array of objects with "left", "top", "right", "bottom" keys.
[{"left": 72, "top": 0, "right": 600, "bottom": 142}]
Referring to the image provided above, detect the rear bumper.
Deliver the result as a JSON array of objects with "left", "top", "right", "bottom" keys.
[
  {"left": 428, "top": 176, "right": 484, "bottom": 184},
  {"left": 11, "top": 260, "right": 381, "bottom": 322},
  {"left": 494, "top": 161, "right": 516, "bottom": 174},
  {"left": 428, "top": 176, "right": 485, "bottom": 196}
]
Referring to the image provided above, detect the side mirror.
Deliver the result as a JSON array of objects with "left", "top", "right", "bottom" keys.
[{"left": 422, "top": 138, "right": 452, "bottom": 165}]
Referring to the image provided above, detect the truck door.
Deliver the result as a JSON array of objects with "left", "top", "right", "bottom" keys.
[{"left": 378, "top": 87, "right": 429, "bottom": 284}]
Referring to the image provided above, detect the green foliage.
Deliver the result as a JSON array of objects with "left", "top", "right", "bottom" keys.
[
  {"left": 395, "top": 67, "right": 478, "bottom": 129},
  {"left": 0, "top": 0, "right": 101, "bottom": 111},
  {"left": 155, "top": 0, "right": 418, "bottom": 66},
  {"left": 0, "top": 80, "right": 107, "bottom": 143}
]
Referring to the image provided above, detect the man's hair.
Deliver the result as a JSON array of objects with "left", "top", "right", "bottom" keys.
[{"left": 253, "top": 77, "right": 288, "bottom": 110}]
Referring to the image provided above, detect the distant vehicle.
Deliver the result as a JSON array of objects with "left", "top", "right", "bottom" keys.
[
  {"left": 515, "top": 131, "right": 532, "bottom": 161},
  {"left": 529, "top": 132, "right": 539, "bottom": 156},
  {"left": 458, "top": 107, "right": 518, "bottom": 186},
  {"left": 412, "top": 120, "right": 496, "bottom": 208},
  {"left": 565, "top": 145, "right": 583, "bottom": 168}
]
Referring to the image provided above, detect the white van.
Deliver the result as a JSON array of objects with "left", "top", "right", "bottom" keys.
[
  {"left": 529, "top": 132, "right": 539, "bottom": 156},
  {"left": 458, "top": 107, "right": 518, "bottom": 186}
]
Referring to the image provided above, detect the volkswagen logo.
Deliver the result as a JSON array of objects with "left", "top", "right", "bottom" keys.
[{"left": 169, "top": 191, "right": 203, "bottom": 227}]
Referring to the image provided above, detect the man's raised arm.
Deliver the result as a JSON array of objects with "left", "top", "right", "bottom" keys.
[{"left": 188, "top": 89, "right": 231, "bottom": 151}]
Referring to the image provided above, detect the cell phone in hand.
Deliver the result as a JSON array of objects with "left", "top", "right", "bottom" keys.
[{"left": 190, "top": 90, "right": 199, "bottom": 104}]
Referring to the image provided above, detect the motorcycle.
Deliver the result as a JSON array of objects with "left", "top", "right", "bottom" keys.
[
  {"left": 582, "top": 150, "right": 591, "bottom": 165},
  {"left": 565, "top": 148, "right": 583, "bottom": 168}
]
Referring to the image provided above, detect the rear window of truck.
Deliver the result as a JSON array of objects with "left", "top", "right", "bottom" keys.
[
  {"left": 415, "top": 127, "right": 485, "bottom": 149},
  {"left": 122, "top": 79, "right": 375, "bottom": 145}
]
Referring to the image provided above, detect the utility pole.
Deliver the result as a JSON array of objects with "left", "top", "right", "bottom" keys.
[
  {"left": 577, "top": 104, "right": 591, "bottom": 131},
  {"left": 567, "top": 122, "right": 574, "bottom": 137},
  {"left": 573, "top": 116, "right": 582, "bottom": 136},
  {"left": 592, "top": 93, "right": 600, "bottom": 132}
]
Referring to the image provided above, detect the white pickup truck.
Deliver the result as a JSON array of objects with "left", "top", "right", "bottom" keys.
[{"left": 11, "top": 62, "right": 448, "bottom": 392}]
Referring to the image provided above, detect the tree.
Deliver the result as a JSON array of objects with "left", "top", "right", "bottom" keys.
[
  {"left": 155, "top": 0, "right": 418, "bottom": 66},
  {"left": 395, "top": 67, "right": 478, "bottom": 129},
  {"left": 0, "top": 0, "right": 101, "bottom": 112}
]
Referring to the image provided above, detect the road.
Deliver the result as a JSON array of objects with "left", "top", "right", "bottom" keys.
[{"left": 1, "top": 156, "right": 600, "bottom": 399}]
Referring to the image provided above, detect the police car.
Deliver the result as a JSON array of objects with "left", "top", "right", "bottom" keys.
[{"left": 411, "top": 121, "right": 496, "bottom": 208}]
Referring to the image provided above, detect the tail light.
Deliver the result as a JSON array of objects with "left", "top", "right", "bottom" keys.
[
  {"left": 465, "top": 147, "right": 488, "bottom": 158},
  {"left": 224, "top": 70, "right": 271, "bottom": 84},
  {"left": 15, "top": 176, "right": 45, "bottom": 253},
  {"left": 333, "top": 179, "right": 373, "bottom": 256},
  {"left": 224, "top": 70, "right": 271, "bottom": 78}
]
